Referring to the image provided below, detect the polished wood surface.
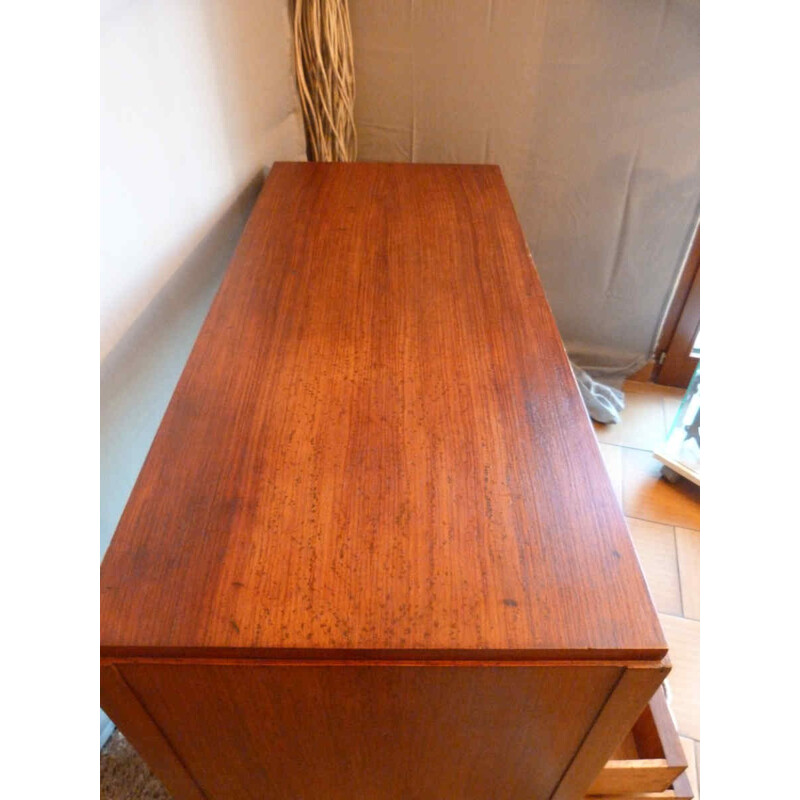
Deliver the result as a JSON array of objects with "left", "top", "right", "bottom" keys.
[
  {"left": 100, "top": 665, "right": 205, "bottom": 800},
  {"left": 100, "top": 164, "right": 678, "bottom": 800},
  {"left": 552, "top": 662, "right": 669, "bottom": 800},
  {"left": 115, "top": 660, "right": 621, "bottom": 800},
  {"left": 101, "top": 162, "right": 665, "bottom": 662}
]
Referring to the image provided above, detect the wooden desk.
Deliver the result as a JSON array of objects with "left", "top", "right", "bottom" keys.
[{"left": 101, "top": 163, "right": 686, "bottom": 799}]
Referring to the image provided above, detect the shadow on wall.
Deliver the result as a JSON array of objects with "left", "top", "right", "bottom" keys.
[
  {"left": 99, "top": 170, "right": 265, "bottom": 746},
  {"left": 100, "top": 0, "right": 306, "bottom": 750},
  {"left": 100, "top": 0, "right": 305, "bottom": 358},
  {"left": 101, "top": 169, "right": 263, "bottom": 559}
]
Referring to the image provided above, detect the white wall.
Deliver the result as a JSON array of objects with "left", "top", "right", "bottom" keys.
[
  {"left": 100, "top": 0, "right": 305, "bottom": 745},
  {"left": 351, "top": 0, "right": 700, "bottom": 363},
  {"left": 101, "top": 0, "right": 306, "bottom": 359}
]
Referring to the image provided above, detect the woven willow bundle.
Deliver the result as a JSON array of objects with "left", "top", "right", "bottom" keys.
[{"left": 293, "top": 0, "right": 357, "bottom": 162}]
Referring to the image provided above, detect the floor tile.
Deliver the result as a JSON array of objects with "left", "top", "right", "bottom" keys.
[
  {"left": 680, "top": 736, "right": 699, "bottom": 800},
  {"left": 593, "top": 390, "right": 668, "bottom": 450},
  {"left": 622, "top": 447, "right": 700, "bottom": 529},
  {"left": 626, "top": 518, "right": 682, "bottom": 616},
  {"left": 660, "top": 614, "right": 700, "bottom": 739},
  {"left": 675, "top": 527, "right": 700, "bottom": 620},
  {"left": 663, "top": 395, "right": 684, "bottom": 432},
  {"left": 622, "top": 380, "right": 685, "bottom": 398},
  {"left": 598, "top": 443, "right": 623, "bottom": 502}
]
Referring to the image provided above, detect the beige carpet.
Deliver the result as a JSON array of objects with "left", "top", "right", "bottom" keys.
[{"left": 101, "top": 731, "right": 171, "bottom": 800}]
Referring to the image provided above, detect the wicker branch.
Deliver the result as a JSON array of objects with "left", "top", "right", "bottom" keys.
[{"left": 293, "top": 0, "right": 357, "bottom": 162}]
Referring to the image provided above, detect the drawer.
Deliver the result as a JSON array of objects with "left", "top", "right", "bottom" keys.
[
  {"left": 586, "top": 687, "right": 690, "bottom": 797},
  {"left": 586, "top": 771, "right": 692, "bottom": 800},
  {"left": 586, "top": 772, "right": 692, "bottom": 800}
]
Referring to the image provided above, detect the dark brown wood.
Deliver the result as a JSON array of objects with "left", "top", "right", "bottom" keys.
[
  {"left": 116, "top": 660, "right": 621, "bottom": 800},
  {"left": 101, "top": 162, "right": 665, "bottom": 662},
  {"left": 655, "top": 226, "right": 700, "bottom": 388}
]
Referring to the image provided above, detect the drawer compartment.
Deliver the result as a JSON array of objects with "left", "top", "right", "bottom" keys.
[
  {"left": 586, "top": 772, "right": 692, "bottom": 800},
  {"left": 587, "top": 687, "right": 689, "bottom": 796}
]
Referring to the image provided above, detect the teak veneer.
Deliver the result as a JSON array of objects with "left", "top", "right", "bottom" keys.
[{"left": 101, "top": 163, "right": 684, "bottom": 799}]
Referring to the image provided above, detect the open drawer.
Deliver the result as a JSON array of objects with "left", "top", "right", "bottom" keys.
[
  {"left": 585, "top": 772, "right": 692, "bottom": 800},
  {"left": 586, "top": 687, "right": 691, "bottom": 798}
]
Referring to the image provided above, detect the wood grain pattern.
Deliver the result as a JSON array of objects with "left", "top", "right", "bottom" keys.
[
  {"left": 588, "top": 761, "right": 675, "bottom": 795},
  {"left": 119, "top": 661, "right": 622, "bottom": 800},
  {"left": 101, "top": 162, "right": 665, "bottom": 662}
]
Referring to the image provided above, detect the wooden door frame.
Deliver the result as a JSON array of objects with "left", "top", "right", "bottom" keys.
[{"left": 653, "top": 225, "right": 700, "bottom": 388}]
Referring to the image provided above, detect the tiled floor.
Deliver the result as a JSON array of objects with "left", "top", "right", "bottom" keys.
[{"left": 595, "top": 380, "right": 700, "bottom": 798}]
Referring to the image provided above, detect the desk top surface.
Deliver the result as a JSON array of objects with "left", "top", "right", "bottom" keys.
[{"left": 101, "top": 163, "right": 666, "bottom": 661}]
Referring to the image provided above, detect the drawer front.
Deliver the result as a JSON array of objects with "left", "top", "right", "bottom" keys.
[
  {"left": 587, "top": 687, "right": 689, "bottom": 796},
  {"left": 587, "top": 770, "right": 693, "bottom": 800},
  {"left": 113, "top": 660, "right": 623, "bottom": 800}
]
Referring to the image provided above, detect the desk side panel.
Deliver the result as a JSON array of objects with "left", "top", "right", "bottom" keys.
[
  {"left": 552, "top": 661, "right": 670, "bottom": 800},
  {"left": 100, "top": 664, "right": 207, "bottom": 800},
  {"left": 117, "top": 661, "right": 622, "bottom": 800}
]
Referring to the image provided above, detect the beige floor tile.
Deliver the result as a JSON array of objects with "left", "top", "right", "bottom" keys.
[
  {"left": 593, "top": 390, "right": 668, "bottom": 450},
  {"left": 623, "top": 447, "right": 700, "bottom": 529},
  {"left": 598, "top": 443, "right": 623, "bottom": 502},
  {"left": 660, "top": 614, "right": 700, "bottom": 740},
  {"left": 680, "top": 736, "right": 699, "bottom": 800},
  {"left": 663, "top": 395, "right": 684, "bottom": 432},
  {"left": 675, "top": 527, "right": 700, "bottom": 620},
  {"left": 626, "top": 518, "right": 682, "bottom": 616}
]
